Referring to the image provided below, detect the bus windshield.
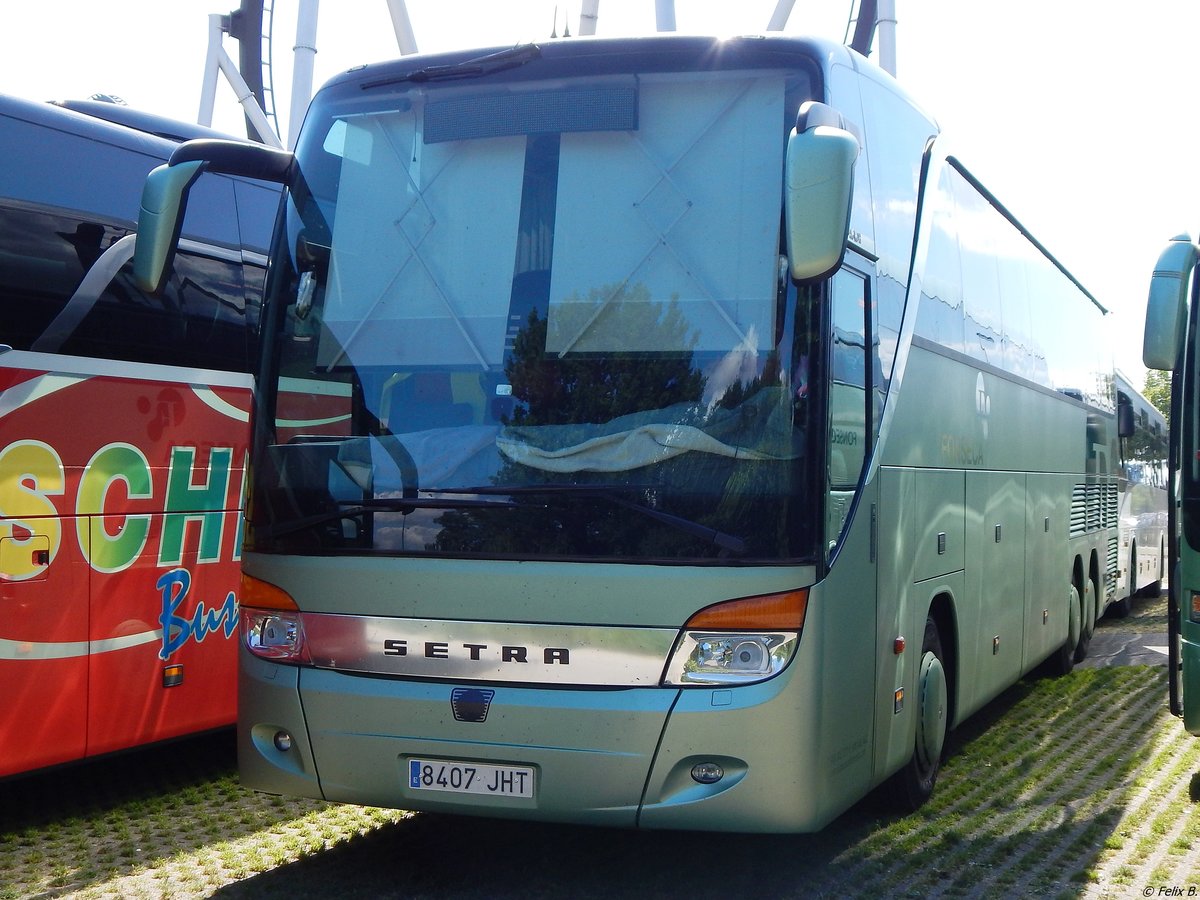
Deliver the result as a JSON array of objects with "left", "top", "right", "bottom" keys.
[{"left": 251, "top": 63, "right": 822, "bottom": 563}]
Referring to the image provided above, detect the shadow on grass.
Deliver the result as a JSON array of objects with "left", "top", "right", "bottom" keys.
[
  {"left": 0, "top": 729, "right": 327, "bottom": 899},
  {"left": 211, "top": 680, "right": 1051, "bottom": 899},
  {"left": 212, "top": 811, "right": 882, "bottom": 900},
  {"left": 0, "top": 668, "right": 1172, "bottom": 899},
  {"left": 0, "top": 728, "right": 238, "bottom": 833},
  {"left": 213, "top": 671, "right": 1162, "bottom": 899}
]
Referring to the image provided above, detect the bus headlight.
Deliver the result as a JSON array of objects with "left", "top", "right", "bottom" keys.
[
  {"left": 665, "top": 631, "right": 795, "bottom": 685},
  {"left": 241, "top": 573, "right": 311, "bottom": 664},
  {"left": 243, "top": 610, "right": 311, "bottom": 664},
  {"left": 730, "top": 638, "right": 769, "bottom": 670},
  {"left": 662, "top": 589, "right": 807, "bottom": 686}
]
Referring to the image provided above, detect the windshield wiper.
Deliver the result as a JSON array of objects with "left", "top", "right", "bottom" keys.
[
  {"left": 441, "top": 484, "right": 748, "bottom": 555},
  {"left": 363, "top": 44, "right": 542, "bottom": 89},
  {"left": 258, "top": 496, "right": 531, "bottom": 541}
]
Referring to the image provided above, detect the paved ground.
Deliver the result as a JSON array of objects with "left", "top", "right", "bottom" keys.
[
  {"left": 1082, "top": 586, "right": 1171, "bottom": 668},
  {"left": 1083, "top": 630, "right": 1169, "bottom": 667}
]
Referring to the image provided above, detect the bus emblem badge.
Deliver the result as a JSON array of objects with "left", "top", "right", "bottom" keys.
[{"left": 451, "top": 688, "right": 494, "bottom": 723}]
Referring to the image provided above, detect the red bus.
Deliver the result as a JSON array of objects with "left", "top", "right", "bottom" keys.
[{"left": 0, "top": 95, "right": 278, "bottom": 776}]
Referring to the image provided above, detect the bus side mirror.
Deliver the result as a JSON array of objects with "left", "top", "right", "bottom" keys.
[
  {"left": 1143, "top": 235, "right": 1198, "bottom": 371},
  {"left": 1117, "top": 397, "right": 1135, "bottom": 439},
  {"left": 132, "top": 161, "right": 206, "bottom": 294},
  {"left": 784, "top": 101, "right": 859, "bottom": 283},
  {"left": 133, "top": 139, "right": 294, "bottom": 294}
]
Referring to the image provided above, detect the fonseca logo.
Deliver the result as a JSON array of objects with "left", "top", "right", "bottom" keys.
[{"left": 382, "top": 639, "right": 571, "bottom": 665}]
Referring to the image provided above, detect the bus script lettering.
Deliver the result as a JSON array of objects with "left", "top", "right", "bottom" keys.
[{"left": 157, "top": 567, "right": 238, "bottom": 660}]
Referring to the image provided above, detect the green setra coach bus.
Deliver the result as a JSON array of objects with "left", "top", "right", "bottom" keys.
[{"left": 134, "top": 34, "right": 1130, "bottom": 832}]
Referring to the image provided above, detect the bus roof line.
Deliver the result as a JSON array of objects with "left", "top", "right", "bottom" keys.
[{"left": 946, "top": 154, "right": 1106, "bottom": 315}]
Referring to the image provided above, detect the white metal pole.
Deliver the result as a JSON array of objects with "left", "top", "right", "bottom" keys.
[
  {"left": 579, "top": 0, "right": 600, "bottom": 35},
  {"left": 288, "top": 0, "right": 320, "bottom": 149},
  {"left": 877, "top": 0, "right": 897, "bottom": 76},
  {"left": 198, "top": 13, "right": 224, "bottom": 126},
  {"left": 215, "top": 46, "right": 285, "bottom": 148},
  {"left": 655, "top": 0, "right": 676, "bottom": 32},
  {"left": 765, "top": 0, "right": 796, "bottom": 31},
  {"left": 386, "top": 0, "right": 420, "bottom": 55}
]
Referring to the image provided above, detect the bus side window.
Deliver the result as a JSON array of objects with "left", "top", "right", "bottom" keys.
[
  {"left": 827, "top": 267, "right": 870, "bottom": 549},
  {"left": 0, "top": 200, "right": 253, "bottom": 373},
  {"left": 55, "top": 250, "right": 249, "bottom": 372},
  {"left": 0, "top": 202, "right": 125, "bottom": 351}
]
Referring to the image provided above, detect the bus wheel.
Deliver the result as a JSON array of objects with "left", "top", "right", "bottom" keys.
[
  {"left": 1048, "top": 582, "right": 1080, "bottom": 676},
  {"left": 1073, "top": 576, "right": 1097, "bottom": 663},
  {"left": 889, "top": 616, "right": 948, "bottom": 812}
]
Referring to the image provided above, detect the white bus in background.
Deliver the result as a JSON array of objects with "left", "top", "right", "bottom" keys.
[
  {"left": 135, "top": 34, "right": 1129, "bottom": 832},
  {"left": 1112, "top": 371, "right": 1168, "bottom": 617}
]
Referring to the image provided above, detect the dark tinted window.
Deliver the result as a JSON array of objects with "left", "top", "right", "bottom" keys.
[
  {"left": 0, "top": 111, "right": 166, "bottom": 222},
  {"left": 0, "top": 105, "right": 280, "bottom": 372},
  {"left": 233, "top": 179, "right": 280, "bottom": 255},
  {"left": 0, "top": 201, "right": 251, "bottom": 371},
  {"left": 0, "top": 201, "right": 119, "bottom": 348}
]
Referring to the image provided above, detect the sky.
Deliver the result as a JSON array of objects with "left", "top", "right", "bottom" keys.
[{"left": 3, "top": 0, "right": 1198, "bottom": 384}]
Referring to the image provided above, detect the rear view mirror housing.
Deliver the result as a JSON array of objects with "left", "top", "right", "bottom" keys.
[
  {"left": 1143, "top": 234, "right": 1198, "bottom": 371},
  {"left": 784, "top": 101, "right": 859, "bottom": 283},
  {"left": 131, "top": 161, "right": 206, "bottom": 294},
  {"left": 133, "top": 139, "right": 294, "bottom": 294},
  {"left": 1116, "top": 395, "right": 1135, "bottom": 439}
]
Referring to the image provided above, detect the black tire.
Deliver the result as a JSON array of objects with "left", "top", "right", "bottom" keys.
[
  {"left": 1048, "top": 633, "right": 1075, "bottom": 676},
  {"left": 1046, "top": 581, "right": 1082, "bottom": 677},
  {"left": 1073, "top": 575, "right": 1096, "bottom": 663},
  {"left": 889, "top": 615, "right": 949, "bottom": 812}
]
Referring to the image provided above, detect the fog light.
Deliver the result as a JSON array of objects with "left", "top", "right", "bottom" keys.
[
  {"left": 273, "top": 730, "right": 294, "bottom": 752},
  {"left": 691, "top": 762, "right": 724, "bottom": 784}
]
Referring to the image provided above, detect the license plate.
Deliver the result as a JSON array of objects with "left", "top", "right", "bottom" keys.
[{"left": 408, "top": 758, "right": 535, "bottom": 798}]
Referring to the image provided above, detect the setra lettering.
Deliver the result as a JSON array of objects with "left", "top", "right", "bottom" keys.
[{"left": 379, "top": 639, "right": 571, "bottom": 665}]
